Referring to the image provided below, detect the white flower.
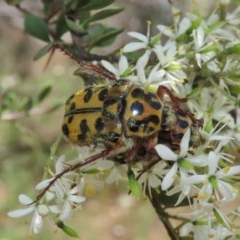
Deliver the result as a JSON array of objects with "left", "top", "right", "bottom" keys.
[
  {"left": 8, "top": 194, "right": 47, "bottom": 234},
  {"left": 138, "top": 161, "right": 167, "bottom": 196},
  {"left": 157, "top": 17, "right": 191, "bottom": 39},
  {"left": 36, "top": 155, "right": 78, "bottom": 201},
  {"left": 135, "top": 50, "right": 153, "bottom": 84},
  {"left": 180, "top": 221, "right": 209, "bottom": 240},
  {"left": 122, "top": 23, "right": 157, "bottom": 53},
  {"left": 123, "top": 32, "right": 150, "bottom": 52},
  {"left": 105, "top": 162, "right": 128, "bottom": 184},
  {"left": 192, "top": 27, "right": 219, "bottom": 71},
  {"left": 101, "top": 55, "right": 134, "bottom": 79},
  {"left": 183, "top": 151, "right": 240, "bottom": 202},
  {"left": 155, "top": 128, "right": 194, "bottom": 191},
  {"left": 190, "top": 87, "right": 235, "bottom": 127},
  {"left": 58, "top": 179, "right": 86, "bottom": 221}
]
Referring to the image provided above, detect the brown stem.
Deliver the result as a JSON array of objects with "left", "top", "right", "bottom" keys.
[
  {"left": 147, "top": 188, "right": 180, "bottom": 240},
  {"left": 1, "top": 106, "right": 55, "bottom": 121}
]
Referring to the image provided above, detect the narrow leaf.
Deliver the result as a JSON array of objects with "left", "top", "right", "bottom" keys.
[
  {"left": 89, "top": 28, "right": 123, "bottom": 49},
  {"left": 79, "top": 0, "right": 115, "bottom": 11},
  {"left": 33, "top": 43, "right": 54, "bottom": 61},
  {"left": 19, "top": 97, "right": 33, "bottom": 111},
  {"left": 57, "top": 221, "right": 79, "bottom": 238},
  {"left": 37, "top": 83, "right": 52, "bottom": 103},
  {"left": 128, "top": 169, "right": 141, "bottom": 198},
  {"left": 204, "top": 118, "right": 213, "bottom": 134},
  {"left": 65, "top": 17, "right": 86, "bottom": 33},
  {"left": 82, "top": 8, "right": 124, "bottom": 27},
  {"left": 24, "top": 14, "right": 49, "bottom": 42}
]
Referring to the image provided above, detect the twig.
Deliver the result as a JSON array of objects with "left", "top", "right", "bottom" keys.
[
  {"left": 147, "top": 188, "right": 180, "bottom": 240},
  {"left": 1, "top": 106, "right": 55, "bottom": 121}
]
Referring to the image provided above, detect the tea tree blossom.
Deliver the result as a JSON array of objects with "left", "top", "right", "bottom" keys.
[
  {"left": 8, "top": 3, "right": 240, "bottom": 239},
  {"left": 8, "top": 194, "right": 55, "bottom": 234}
]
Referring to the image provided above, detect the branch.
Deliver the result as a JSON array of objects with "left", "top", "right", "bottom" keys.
[
  {"left": 147, "top": 189, "right": 180, "bottom": 240},
  {"left": 1, "top": 106, "right": 56, "bottom": 121}
]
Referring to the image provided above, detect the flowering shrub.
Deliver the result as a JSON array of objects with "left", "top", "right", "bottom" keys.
[{"left": 5, "top": 1, "right": 240, "bottom": 239}]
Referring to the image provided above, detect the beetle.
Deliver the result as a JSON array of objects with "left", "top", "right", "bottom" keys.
[
  {"left": 61, "top": 68, "right": 202, "bottom": 163},
  {"left": 34, "top": 44, "right": 203, "bottom": 202}
]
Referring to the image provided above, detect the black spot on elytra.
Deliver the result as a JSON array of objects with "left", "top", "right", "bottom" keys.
[
  {"left": 62, "top": 124, "right": 69, "bottom": 136},
  {"left": 95, "top": 117, "right": 105, "bottom": 132},
  {"left": 66, "top": 94, "right": 74, "bottom": 105},
  {"left": 127, "top": 115, "right": 160, "bottom": 133},
  {"left": 98, "top": 88, "right": 108, "bottom": 101},
  {"left": 67, "top": 115, "right": 74, "bottom": 123},
  {"left": 83, "top": 88, "right": 93, "bottom": 103},
  {"left": 130, "top": 101, "right": 144, "bottom": 116},
  {"left": 79, "top": 119, "right": 90, "bottom": 134},
  {"left": 178, "top": 119, "right": 189, "bottom": 128},
  {"left": 149, "top": 101, "right": 162, "bottom": 110},
  {"left": 77, "top": 119, "right": 90, "bottom": 142},
  {"left": 70, "top": 102, "right": 75, "bottom": 111},
  {"left": 131, "top": 88, "right": 161, "bottom": 110}
]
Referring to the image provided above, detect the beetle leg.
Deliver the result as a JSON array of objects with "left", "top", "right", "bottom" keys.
[
  {"left": 157, "top": 85, "right": 203, "bottom": 128},
  {"left": 33, "top": 148, "right": 112, "bottom": 204},
  {"left": 156, "top": 85, "right": 187, "bottom": 105}
]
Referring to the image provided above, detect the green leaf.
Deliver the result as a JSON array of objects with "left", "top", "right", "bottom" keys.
[
  {"left": 230, "top": 85, "right": 240, "bottom": 94},
  {"left": 57, "top": 221, "right": 79, "bottom": 238},
  {"left": 89, "top": 27, "right": 123, "bottom": 49},
  {"left": 121, "top": 67, "right": 133, "bottom": 78},
  {"left": 225, "top": 43, "right": 240, "bottom": 54},
  {"left": 56, "top": 14, "right": 69, "bottom": 39},
  {"left": 82, "top": 8, "right": 124, "bottom": 27},
  {"left": 204, "top": 118, "right": 212, "bottom": 134},
  {"left": 43, "top": 1, "right": 64, "bottom": 18},
  {"left": 79, "top": 0, "right": 115, "bottom": 11},
  {"left": 19, "top": 97, "right": 33, "bottom": 111},
  {"left": 209, "top": 175, "right": 218, "bottom": 190},
  {"left": 65, "top": 17, "right": 87, "bottom": 33},
  {"left": 1, "top": 92, "right": 19, "bottom": 111},
  {"left": 82, "top": 169, "right": 100, "bottom": 174},
  {"left": 199, "top": 43, "right": 218, "bottom": 53},
  {"left": 33, "top": 43, "right": 54, "bottom": 61},
  {"left": 37, "top": 83, "right": 52, "bottom": 103},
  {"left": 191, "top": 17, "right": 202, "bottom": 30},
  {"left": 178, "top": 157, "right": 194, "bottom": 170},
  {"left": 206, "top": 21, "right": 225, "bottom": 35},
  {"left": 24, "top": 14, "right": 50, "bottom": 42},
  {"left": 213, "top": 208, "right": 226, "bottom": 226},
  {"left": 149, "top": 34, "right": 160, "bottom": 48},
  {"left": 128, "top": 168, "right": 141, "bottom": 198}
]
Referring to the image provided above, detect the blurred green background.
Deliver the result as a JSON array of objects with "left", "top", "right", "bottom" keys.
[{"left": 0, "top": 0, "right": 221, "bottom": 239}]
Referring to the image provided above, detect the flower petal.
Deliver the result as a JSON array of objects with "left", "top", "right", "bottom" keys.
[
  {"left": 8, "top": 207, "right": 34, "bottom": 218},
  {"left": 101, "top": 60, "right": 117, "bottom": 75},
  {"left": 208, "top": 151, "right": 219, "bottom": 175},
  {"left": 19, "top": 194, "right": 33, "bottom": 205},
  {"left": 161, "top": 163, "right": 178, "bottom": 190},
  {"left": 180, "top": 128, "right": 190, "bottom": 156},
  {"left": 127, "top": 31, "right": 148, "bottom": 42},
  {"left": 32, "top": 211, "right": 43, "bottom": 234},
  {"left": 122, "top": 42, "right": 147, "bottom": 52},
  {"left": 155, "top": 144, "right": 177, "bottom": 161}
]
